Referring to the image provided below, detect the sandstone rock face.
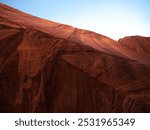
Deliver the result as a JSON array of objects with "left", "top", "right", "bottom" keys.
[{"left": 0, "top": 3, "right": 150, "bottom": 112}]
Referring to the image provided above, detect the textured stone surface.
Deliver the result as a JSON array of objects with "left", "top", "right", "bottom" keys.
[{"left": 0, "top": 3, "right": 150, "bottom": 112}]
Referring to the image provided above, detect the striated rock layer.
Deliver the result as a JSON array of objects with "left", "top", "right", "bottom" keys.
[{"left": 0, "top": 3, "right": 150, "bottom": 112}]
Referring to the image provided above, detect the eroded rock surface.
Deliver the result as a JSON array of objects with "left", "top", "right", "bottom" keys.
[{"left": 0, "top": 3, "right": 150, "bottom": 112}]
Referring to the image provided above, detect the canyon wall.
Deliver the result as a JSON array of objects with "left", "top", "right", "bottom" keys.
[{"left": 0, "top": 3, "right": 150, "bottom": 112}]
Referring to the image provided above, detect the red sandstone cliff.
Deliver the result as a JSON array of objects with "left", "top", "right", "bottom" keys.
[{"left": 0, "top": 3, "right": 150, "bottom": 112}]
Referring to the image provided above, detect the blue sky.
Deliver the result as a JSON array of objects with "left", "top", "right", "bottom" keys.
[{"left": 0, "top": 0, "right": 150, "bottom": 40}]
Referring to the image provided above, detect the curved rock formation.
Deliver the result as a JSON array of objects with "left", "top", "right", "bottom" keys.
[{"left": 0, "top": 3, "right": 150, "bottom": 112}]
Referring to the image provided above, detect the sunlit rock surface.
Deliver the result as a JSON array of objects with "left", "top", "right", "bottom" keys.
[{"left": 0, "top": 3, "right": 150, "bottom": 112}]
